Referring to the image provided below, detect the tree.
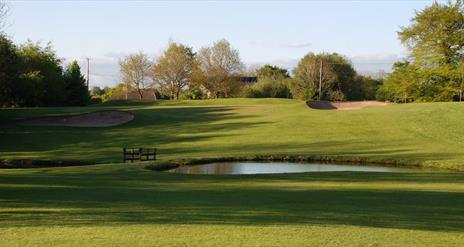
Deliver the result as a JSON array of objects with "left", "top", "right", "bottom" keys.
[
  {"left": 63, "top": 60, "right": 89, "bottom": 106},
  {"left": 196, "top": 39, "right": 244, "bottom": 98},
  {"left": 291, "top": 53, "right": 356, "bottom": 101},
  {"left": 16, "top": 41, "right": 65, "bottom": 106},
  {"left": 0, "top": 34, "right": 20, "bottom": 106},
  {"left": 382, "top": 61, "right": 419, "bottom": 102},
  {"left": 354, "top": 75, "right": 383, "bottom": 100},
  {"left": 458, "top": 61, "right": 464, "bottom": 101},
  {"left": 256, "top": 64, "right": 289, "bottom": 81},
  {"left": 242, "top": 78, "right": 292, "bottom": 98},
  {"left": 242, "top": 64, "right": 291, "bottom": 98},
  {"left": 152, "top": 42, "right": 195, "bottom": 100},
  {"left": 399, "top": 0, "right": 464, "bottom": 66},
  {"left": 388, "top": 0, "right": 464, "bottom": 101},
  {"left": 90, "top": 86, "right": 104, "bottom": 97},
  {"left": 442, "top": 59, "right": 464, "bottom": 101},
  {"left": 119, "top": 52, "right": 152, "bottom": 99}
]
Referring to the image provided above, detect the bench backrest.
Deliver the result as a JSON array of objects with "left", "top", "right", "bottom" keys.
[{"left": 123, "top": 148, "right": 157, "bottom": 162}]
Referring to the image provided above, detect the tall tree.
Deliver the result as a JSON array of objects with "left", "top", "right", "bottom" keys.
[
  {"left": 291, "top": 53, "right": 356, "bottom": 101},
  {"left": 399, "top": 0, "right": 464, "bottom": 66},
  {"left": 63, "top": 60, "right": 89, "bottom": 106},
  {"left": 382, "top": 61, "right": 419, "bottom": 102},
  {"left": 16, "top": 41, "right": 65, "bottom": 106},
  {"left": 0, "top": 35, "right": 20, "bottom": 106},
  {"left": 196, "top": 39, "right": 244, "bottom": 98},
  {"left": 152, "top": 42, "right": 195, "bottom": 100},
  {"left": 386, "top": 0, "right": 464, "bottom": 102},
  {"left": 119, "top": 52, "right": 152, "bottom": 99}
]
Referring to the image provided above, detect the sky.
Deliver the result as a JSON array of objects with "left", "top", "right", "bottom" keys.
[{"left": 5, "top": 0, "right": 446, "bottom": 88}]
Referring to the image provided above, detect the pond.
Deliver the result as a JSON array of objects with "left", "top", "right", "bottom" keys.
[{"left": 167, "top": 161, "right": 424, "bottom": 175}]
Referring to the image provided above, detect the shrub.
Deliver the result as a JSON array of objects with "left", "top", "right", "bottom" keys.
[{"left": 242, "top": 78, "right": 291, "bottom": 98}]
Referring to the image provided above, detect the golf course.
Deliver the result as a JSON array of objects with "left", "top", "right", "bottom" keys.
[{"left": 1, "top": 99, "right": 464, "bottom": 246}]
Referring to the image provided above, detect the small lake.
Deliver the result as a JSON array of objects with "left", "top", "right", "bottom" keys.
[{"left": 167, "top": 162, "right": 423, "bottom": 175}]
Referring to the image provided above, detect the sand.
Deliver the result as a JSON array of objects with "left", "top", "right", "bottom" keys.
[
  {"left": 20, "top": 110, "right": 134, "bottom": 127},
  {"left": 307, "top": 101, "right": 388, "bottom": 110}
]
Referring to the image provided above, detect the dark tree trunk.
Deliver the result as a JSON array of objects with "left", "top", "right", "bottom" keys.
[{"left": 137, "top": 88, "right": 143, "bottom": 99}]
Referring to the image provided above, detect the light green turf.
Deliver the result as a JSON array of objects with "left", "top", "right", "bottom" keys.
[
  {"left": 1, "top": 99, "right": 464, "bottom": 246},
  {"left": 2, "top": 98, "right": 464, "bottom": 169},
  {"left": 0, "top": 164, "right": 463, "bottom": 246}
]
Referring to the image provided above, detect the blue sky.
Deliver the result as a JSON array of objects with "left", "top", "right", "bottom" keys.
[{"left": 6, "top": 0, "right": 444, "bottom": 87}]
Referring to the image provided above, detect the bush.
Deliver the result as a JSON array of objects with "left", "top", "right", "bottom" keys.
[
  {"left": 242, "top": 78, "right": 291, "bottom": 98},
  {"left": 180, "top": 88, "right": 208, "bottom": 100},
  {"left": 90, "top": 96, "right": 103, "bottom": 104},
  {"left": 327, "top": 90, "right": 345, "bottom": 101}
]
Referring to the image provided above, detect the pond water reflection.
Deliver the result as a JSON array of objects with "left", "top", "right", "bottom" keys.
[{"left": 167, "top": 162, "right": 423, "bottom": 175}]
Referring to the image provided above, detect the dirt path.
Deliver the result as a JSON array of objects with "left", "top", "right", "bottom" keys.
[
  {"left": 20, "top": 110, "right": 134, "bottom": 127},
  {"left": 307, "top": 101, "right": 388, "bottom": 110}
]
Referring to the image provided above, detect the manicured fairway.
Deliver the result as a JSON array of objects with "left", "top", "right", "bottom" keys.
[
  {"left": 1, "top": 164, "right": 463, "bottom": 246},
  {"left": 1, "top": 98, "right": 464, "bottom": 169},
  {"left": 1, "top": 99, "right": 464, "bottom": 246}
]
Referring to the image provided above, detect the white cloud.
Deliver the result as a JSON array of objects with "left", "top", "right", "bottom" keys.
[
  {"left": 246, "top": 53, "right": 402, "bottom": 75},
  {"left": 74, "top": 56, "right": 121, "bottom": 88},
  {"left": 68, "top": 51, "right": 403, "bottom": 88},
  {"left": 349, "top": 53, "right": 401, "bottom": 74}
]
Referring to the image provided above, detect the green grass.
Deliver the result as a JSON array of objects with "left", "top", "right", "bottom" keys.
[
  {"left": 1, "top": 99, "right": 464, "bottom": 246},
  {"left": 2, "top": 98, "right": 464, "bottom": 169},
  {"left": 1, "top": 164, "right": 463, "bottom": 246}
]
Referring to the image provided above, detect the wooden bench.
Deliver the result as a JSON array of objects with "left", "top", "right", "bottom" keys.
[{"left": 123, "top": 148, "right": 157, "bottom": 163}]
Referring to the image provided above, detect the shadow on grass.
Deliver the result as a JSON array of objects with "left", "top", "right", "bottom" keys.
[
  {"left": 0, "top": 106, "right": 271, "bottom": 160},
  {"left": 1, "top": 105, "right": 462, "bottom": 168},
  {"left": 0, "top": 169, "right": 463, "bottom": 232}
]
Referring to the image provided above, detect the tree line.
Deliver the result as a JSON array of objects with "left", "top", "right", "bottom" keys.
[
  {"left": 0, "top": 2, "right": 88, "bottom": 107},
  {"left": 0, "top": 36, "right": 89, "bottom": 107},
  {"left": 114, "top": 39, "right": 381, "bottom": 102},
  {"left": 2, "top": 0, "right": 464, "bottom": 106},
  {"left": 380, "top": 0, "right": 464, "bottom": 102},
  {"left": 94, "top": 0, "right": 464, "bottom": 103}
]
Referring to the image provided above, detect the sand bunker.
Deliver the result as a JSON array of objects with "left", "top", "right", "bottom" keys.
[
  {"left": 21, "top": 110, "right": 134, "bottom": 127},
  {"left": 307, "top": 101, "right": 388, "bottom": 110}
]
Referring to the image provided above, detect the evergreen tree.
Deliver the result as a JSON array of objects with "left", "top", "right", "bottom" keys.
[{"left": 63, "top": 60, "right": 89, "bottom": 106}]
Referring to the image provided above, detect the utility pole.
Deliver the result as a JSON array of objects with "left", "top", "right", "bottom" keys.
[
  {"left": 85, "top": 57, "right": 90, "bottom": 90},
  {"left": 460, "top": 71, "right": 463, "bottom": 102},
  {"left": 318, "top": 60, "right": 323, "bottom": 101},
  {"left": 125, "top": 81, "right": 128, "bottom": 100}
]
